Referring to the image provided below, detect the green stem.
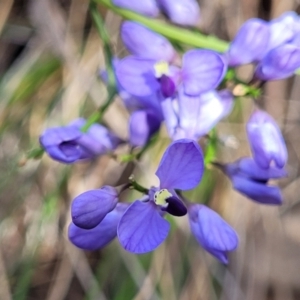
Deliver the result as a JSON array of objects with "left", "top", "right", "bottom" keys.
[
  {"left": 82, "top": 2, "right": 118, "bottom": 132},
  {"left": 94, "top": 0, "right": 229, "bottom": 52},
  {"left": 27, "top": 147, "right": 45, "bottom": 159},
  {"left": 136, "top": 132, "right": 159, "bottom": 160},
  {"left": 129, "top": 175, "right": 149, "bottom": 194}
]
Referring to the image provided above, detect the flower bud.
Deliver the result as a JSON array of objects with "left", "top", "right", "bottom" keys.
[
  {"left": 223, "top": 157, "right": 287, "bottom": 205},
  {"left": 71, "top": 186, "right": 118, "bottom": 229},
  {"left": 254, "top": 44, "right": 300, "bottom": 80},
  {"left": 121, "top": 21, "right": 176, "bottom": 62},
  {"left": 246, "top": 110, "right": 288, "bottom": 168},
  {"left": 158, "top": 0, "right": 200, "bottom": 26},
  {"left": 227, "top": 18, "right": 270, "bottom": 66},
  {"left": 40, "top": 119, "right": 122, "bottom": 164},
  {"left": 69, "top": 203, "right": 128, "bottom": 250},
  {"left": 188, "top": 204, "right": 238, "bottom": 264},
  {"left": 39, "top": 126, "right": 83, "bottom": 163},
  {"left": 267, "top": 11, "right": 299, "bottom": 52}
]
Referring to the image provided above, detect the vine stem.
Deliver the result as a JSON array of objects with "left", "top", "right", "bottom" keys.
[
  {"left": 82, "top": 2, "right": 118, "bottom": 132},
  {"left": 129, "top": 175, "right": 149, "bottom": 194},
  {"left": 94, "top": 0, "right": 229, "bottom": 52}
]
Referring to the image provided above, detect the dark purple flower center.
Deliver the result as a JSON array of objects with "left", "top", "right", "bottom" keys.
[
  {"left": 153, "top": 189, "right": 187, "bottom": 217},
  {"left": 159, "top": 75, "right": 176, "bottom": 98},
  {"left": 251, "top": 177, "right": 268, "bottom": 184},
  {"left": 163, "top": 196, "right": 187, "bottom": 216}
]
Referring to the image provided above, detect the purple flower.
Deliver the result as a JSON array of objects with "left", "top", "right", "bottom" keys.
[
  {"left": 112, "top": 0, "right": 159, "bottom": 17},
  {"left": 121, "top": 21, "right": 177, "bottom": 62},
  {"left": 129, "top": 110, "right": 161, "bottom": 147},
  {"left": 188, "top": 204, "right": 238, "bottom": 264},
  {"left": 116, "top": 50, "right": 226, "bottom": 98},
  {"left": 100, "top": 59, "right": 163, "bottom": 113},
  {"left": 221, "top": 157, "right": 287, "bottom": 205},
  {"left": 267, "top": 11, "right": 300, "bottom": 52},
  {"left": 71, "top": 186, "right": 119, "bottom": 229},
  {"left": 246, "top": 110, "right": 288, "bottom": 169},
  {"left": 227, "top": 18, "right": 270, "bottom": 66},
  {"left": 118, "top": 139, "right": 204, "bottom": 253},
  {"left": 158, "top": 0, "right": 200, "bottom": 26},
  {"left": 254, "top": 44, "right": 300, "bottom": 81},
  {"left": 68, "top": 203, "right": 128, "bottom": 251},
  {"left": 40, "top": 119, "right": 122, "bottom": 164},
  {"left": 161, "top": 89, "right": 234, "bottom": 140},
  {"left": 226, "top": 12, "right": 300, "bottom": 70}
]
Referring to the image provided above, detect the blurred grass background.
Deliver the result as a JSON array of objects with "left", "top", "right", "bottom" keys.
[{"left": 1, "top": 0, "right": 300, "bottom": 299}]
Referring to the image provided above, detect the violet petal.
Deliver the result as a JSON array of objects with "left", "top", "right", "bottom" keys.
[
  {"left": 39, "top": 126, "right": 81, "bottom": 147},
  {"left": 39, "top": 126, "right": 83, "bottom": 163},
  {"left": 71, "top": 186, "right": 119, "bottom": 229},
  {"left": 160, "top": 97, "right": 179, "bottom": 138},
  {"left": 234, "top": 157, "right": 288, "bottom": 180},
  {"left": 112, "top": 0, "right": 159, "bottom": 17},
  {"left": 121, "top": 21, "right": 176, "bottom": 62},
  {"left": 129, "top": 110, "right": 161, "bottom": 147},
  {"left": 158, "top": 0, "right": 200, "bottom": 26},
  {"left": 156, "top": 139, "right": 204, "bottom": 190},
  {"left": 69, "top": 203, "right": 128, "bottom": 250},
  {"left": 227, "top": 18, "right": 270, "bottom": 66},
  {"left": 189, "top": 204, "right": 238, "bottom": 264},
  {"left": 254, "top": 44, "right": 300, "bottom": 81},
  {"left": 118, "top": 201, "right": 170, "bottom": 253},
  {"left": 182, "top": 49, "right": 227, "bottom": 96},
  {"left": 116, "top": 56, "right": 159, "bottom": 97},
  {"left": 267, "top": 11, "right": 299, "bottom": 52},
  {"left": 70, "top": 119, "right": 122, "bottom": 155},
  {"left": 231, "top": 175, "right": 283, "bottom": 205},
  {"left": 246, "top": 110, "right": 288, "bottom": 168},
  {"left": 178, "top": 89, "right": 234, "bottom": 139}
]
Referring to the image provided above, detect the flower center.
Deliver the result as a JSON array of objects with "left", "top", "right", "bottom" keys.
[
  {"left": 154, "top": 189, "right": 172, "bottom": 206},
  {"left": 154, "top": 61, "right": 176, "bottom": 98},
  {"left": 154, "top": 61, "right": 170, "bottom": 78}
]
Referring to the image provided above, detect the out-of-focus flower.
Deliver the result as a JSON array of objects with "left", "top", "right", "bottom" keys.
[
  {"left": 161, "top": 89, "right": 234, "bottom": 140},
  {"left": 188, "top": 204, "right": 238, "bottom": 264},
  {"left": 129, "top": 109, "right": 161, "bottom": 147},
  {"left": 112, "top": 0, "right": 159, "bottom": 17},
  {"left": 267, "top": 11, "right": 300, "bottom": 52},
  {"left": 227, "top": 18, "right": 270, "bottom": 66},
  {"left": 121, "top": 21, "right": 177, "bottom": 62},
  {"left": 227, "top": 11, "right": 300, "bottom": 78},
  {"left": 117, "top": 139, "right": 204, "bottom": 253},
  {"left": 68, "top": 203, "right": 128, "bottom": 251},
  {"left": 71, "top": 186, "right": 119, "bottom": 229},
  {"left": 116, "top": 50, "right": 226, "bottom": 98},
  {"left": 100, "top": 58, "right": 163, "bottom": 113},
  {"left": 246, "top": 110, "right": 288, "bottom": 168},
  {"left": 158, "top": 0, "right": 200, "bottom": 26},
  {"left": 220, "top": 157, "right": 287, "bottom": 205},
  {"left": 39, "top": 118, "right": 122, "bottom": 164},
  {"left": 254, "top": 44, "right": 300, "bottom": 80}
]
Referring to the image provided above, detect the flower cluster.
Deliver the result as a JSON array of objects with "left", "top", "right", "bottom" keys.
[
  {"left": 115, "top": 21, "right": 231, "bottom": 141},
  {"left": 227, "top": 12, "right": 300, "bottom": 80},
  {"left": 69, "top": 140, "right": 238, "bottom": 264},
  {"left": 37, "top": 4, "right": 292, "bottom": 265}
]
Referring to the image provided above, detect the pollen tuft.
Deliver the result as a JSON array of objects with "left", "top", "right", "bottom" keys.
[
  {"left": 154, "top": 61, "right": 169, "bottom": 78},
  {"left": 154, "top": 189, "right": 172, "bottom": 206}
]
